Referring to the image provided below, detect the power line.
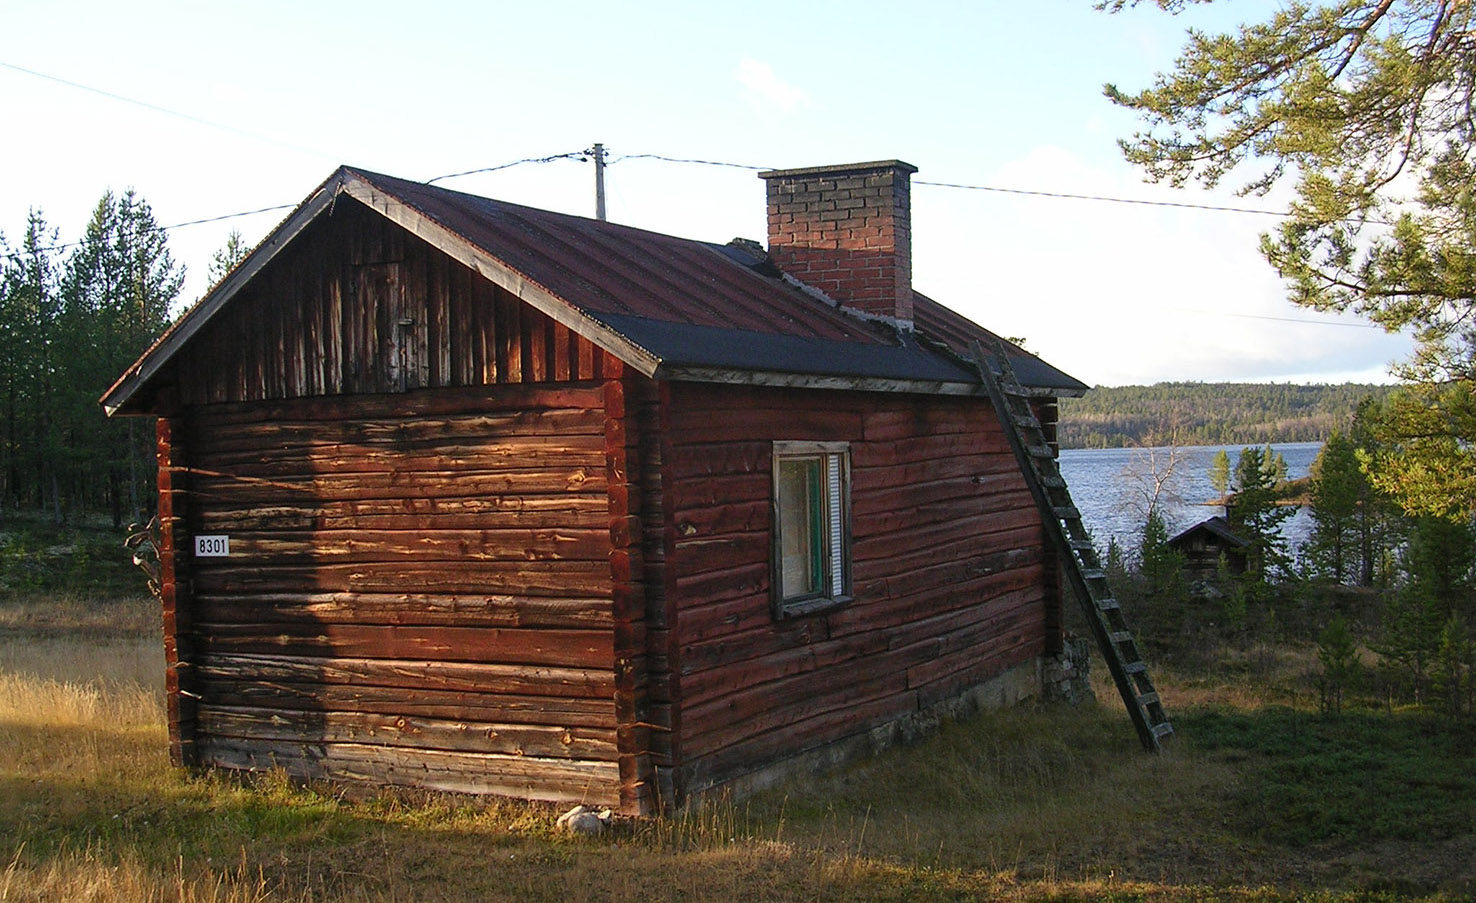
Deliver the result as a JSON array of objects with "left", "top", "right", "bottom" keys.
[
  {"left": 609, "top": 153, "right": 772, "bottom": 172},
  {"left": 914, "top": 178, "right": 1289, "bottom": 217},
  {"left": 1173, "top": 307, "right": 1388, "bottom": 329},
  {"left": 0, "top": 60, "right": 341, "bottom": 161},
  {"left": 164, "top": 203, "right": 296, "bottom": 230},
  {"left": 426, "top": 151, "right": 588, "bottom": 185}
]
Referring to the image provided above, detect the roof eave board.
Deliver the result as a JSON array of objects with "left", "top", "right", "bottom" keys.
[{"left": 654, "top": 364, "right": 981, "bottom": 396}]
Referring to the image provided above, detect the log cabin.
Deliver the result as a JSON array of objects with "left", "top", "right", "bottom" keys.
[
  {"left": 102, "top": 159, "right": 1088, "bottom": 815},
  {"left": 1169, "top": 515, "right": 1251, "bottom": 578}
]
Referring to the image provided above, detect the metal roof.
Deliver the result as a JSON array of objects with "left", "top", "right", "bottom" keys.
[{"left": 102, "top": 166, "right": 1086, "bottom": 414}]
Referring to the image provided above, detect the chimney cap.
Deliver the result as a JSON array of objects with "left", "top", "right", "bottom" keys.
[{"left": 758, "top": 159, "right": 918, "bottom": 180}]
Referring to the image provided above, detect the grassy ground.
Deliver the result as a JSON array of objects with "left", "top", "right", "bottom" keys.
[{"left": 2, "top": 591, "right": 1474, "bottom": 902}]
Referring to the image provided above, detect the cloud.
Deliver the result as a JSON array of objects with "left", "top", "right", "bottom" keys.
[{"left": 736, "top": 58, "right": 808, "bottom": 111}]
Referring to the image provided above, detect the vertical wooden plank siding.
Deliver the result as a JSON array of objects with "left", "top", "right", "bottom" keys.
[
  {"left": 157, "top": 413, "right": 198, "bottom": 767},
  {"left": 173, "top": 199, "right": 605, "bottom": 407},
  {"left": 182, "top": 384, "right": 623, "bottom": 805},
  {"left": 663, "top": 384, "right": 1051, "bottom": 796}
]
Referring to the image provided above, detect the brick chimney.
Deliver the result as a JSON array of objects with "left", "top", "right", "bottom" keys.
[{"left": 759, "top": 160, "right": 918, "bottom": 325}]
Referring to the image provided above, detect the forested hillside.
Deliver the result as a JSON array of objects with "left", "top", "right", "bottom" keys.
[{"left": 1057, "top": 382, "right": 1394, "bottom": 448}]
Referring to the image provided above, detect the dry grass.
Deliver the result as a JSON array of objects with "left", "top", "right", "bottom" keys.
[
  {"left": 0, "top": 595, "right": 1469, "bottom": 902},
  {"left": 0, "top": 594, "right": 159, "bottom": 638},
  {"left": 0, "top": 847, "right": 296, "bottom": 903}
]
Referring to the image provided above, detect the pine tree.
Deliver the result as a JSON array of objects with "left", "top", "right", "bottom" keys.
[
  {"left": 0, "top": 212, "right": 63, "bottom": 518},
  {"left": 1350, "top": 397, "right": 1406, "bottom": 586},
  {"left": 59, "top": 190, "right": 182, "bottom": 525},
  {"left": 1261, "top": 443, "right": 1288, "bottom": 485},
  {"left": 1317, "top": 615, "right": 1360, "bottom": 714},
  {"left": 1208, "top": 448, "right": 1230, "bottom": 509},
  {"left": 1376, "top": 516, "right": 1476, "bottom": 706},
  {"left": 206, "top": 228, "right": 249, "bottom": 289},
  {"left": 1308, "top": 432, "right": 1365, "bottom": 583},
  {"left": 1103, "top": 0, "right": 1476, "bottom": 517},
  {"left": 1432, "top": 615, "right": 1474, "bottom": 717}
]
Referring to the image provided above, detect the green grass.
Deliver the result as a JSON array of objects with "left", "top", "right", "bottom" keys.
[{"left": 1184, "top": 707, "right": 1476, "bottom": 846}]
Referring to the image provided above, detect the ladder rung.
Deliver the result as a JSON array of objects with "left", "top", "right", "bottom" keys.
[
  {"left": 1151, "top": 722, "right": 1175, "bottom": 738},
  {"left": 1053, "top": 505, "right": 1081, "bottom": 521},
  {"left": 1136, "top": 691, "right": 1161, "bottom": 708},
  {"left": 1096, "top": 597, "right": 1120, "bottom": 611},
  {"left": 1082, "top": 568, "right": 1107, "bottom": 581},
  {"left": 1011, "top": 413, "right": 1040, "bottom": 429},
  {"left": 1039, "top": 473, "right": 1066, "bottom": 489},
  {"left": 1069, "top": 538, "right": 1094, "bottom": 552},
  {"left": 1122, "top": 660, "right": 1147, "bottom": 675},
  {"left": 1110, "top": 630, "right": 1135, "bottom": 645},
  {"left": 1027, "top": 444, "right": 1055, "bottom": 459}
]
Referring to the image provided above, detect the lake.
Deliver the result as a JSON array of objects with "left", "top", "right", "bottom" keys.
[{"left": 1057, "top": 441, "right": 1323, "bottom": 553}]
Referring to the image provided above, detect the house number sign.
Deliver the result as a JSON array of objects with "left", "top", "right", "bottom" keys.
[{"left": 194, "top": 535, "right": 231, "bottom": 557}]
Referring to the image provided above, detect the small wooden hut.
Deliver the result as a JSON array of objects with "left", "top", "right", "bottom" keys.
[
  {"left": 103, "top": 160, "right": 1087, "bottom": 814},
  {"left": 1168, "top": 516, "right": 1251, "bottom": 577}
]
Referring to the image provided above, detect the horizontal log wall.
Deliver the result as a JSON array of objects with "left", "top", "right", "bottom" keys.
[
  {"left": 664, "top": 384, "right": 1049, "bottom": 796},
  {"left": 180, "top": 383, "right": 623, "bottom": 805},
  {"left": 174, "top": 198, "right": 606, "bottom": 406}
]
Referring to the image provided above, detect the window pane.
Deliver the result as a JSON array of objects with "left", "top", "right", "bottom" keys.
[{"left": 779, "top": 457, "right": 822, "bottom": 598}]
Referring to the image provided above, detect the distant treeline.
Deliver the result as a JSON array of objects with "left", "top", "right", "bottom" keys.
[{"left": 1057, "top": 382, "right": 1396, "bottom": 449}]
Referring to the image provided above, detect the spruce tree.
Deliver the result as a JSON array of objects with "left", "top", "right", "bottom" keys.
[
  {"left": 1229, "top": 446, "right": 1294, "bottom": 580},
  {"left": 1139, "top": 507, "right": 1185, "bottom": 602}
]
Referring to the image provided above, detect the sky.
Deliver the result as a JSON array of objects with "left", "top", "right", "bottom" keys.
[{"left": 0, "top": 1, "right": 1414, "bottom": 387}]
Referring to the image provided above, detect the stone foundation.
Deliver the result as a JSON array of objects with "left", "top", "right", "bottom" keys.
[{"left": 1041, "top": 634, "right": 1095, "bottom": 706}]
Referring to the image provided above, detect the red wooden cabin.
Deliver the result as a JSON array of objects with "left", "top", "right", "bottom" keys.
[{"left": 103, "top": 160, "right": 1087, "bottom": 814}]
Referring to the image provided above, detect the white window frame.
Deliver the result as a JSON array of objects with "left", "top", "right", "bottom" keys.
[{"left": 771, "top": 440, "right": 852, "bottom": 619}]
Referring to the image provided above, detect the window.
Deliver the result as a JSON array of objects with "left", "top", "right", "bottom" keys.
[{"left": 772, "top": 441, "right": 851, "bottom": 617}]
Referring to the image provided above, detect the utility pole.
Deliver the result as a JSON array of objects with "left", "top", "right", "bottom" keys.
[{"left": 591, "top": 143, "right": 607, "bottom": 222}]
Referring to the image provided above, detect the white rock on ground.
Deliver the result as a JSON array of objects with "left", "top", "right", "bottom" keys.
[{"left": 555, "top": 804, "right": 613, "bottom": 836}]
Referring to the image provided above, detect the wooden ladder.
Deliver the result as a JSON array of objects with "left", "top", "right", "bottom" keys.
[{"left": 971, "top": 340, "right": 1173, "bottom": 752}]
